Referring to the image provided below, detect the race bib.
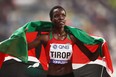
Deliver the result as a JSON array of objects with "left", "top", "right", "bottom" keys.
[{"left": 49, "top": 43, "right": 72, "bottom": 64}]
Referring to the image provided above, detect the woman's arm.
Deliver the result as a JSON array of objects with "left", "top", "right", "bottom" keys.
[{"left": 70, "top": 34, "right": 100, "bottom": 61}]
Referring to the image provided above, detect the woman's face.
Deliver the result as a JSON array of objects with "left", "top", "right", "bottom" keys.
[{"left": 51, "top": 8, "right": 66, "bottom": 28}]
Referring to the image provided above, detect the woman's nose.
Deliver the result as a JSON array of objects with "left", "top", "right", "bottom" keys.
[{"left": 59, "top": 15, "right": 64, "bottom": 20}]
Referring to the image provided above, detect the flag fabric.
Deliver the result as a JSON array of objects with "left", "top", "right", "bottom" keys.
[
  {"left": 0, "top": 32, "right": 47, "bottom": 77},
  {"left": 0, "top": 52, "right": 5, "bottom": 67},
  {"left": 71, "top": 37, "right": 113, "bottom": 76},
  {"left": 0, "top": 21, "right": 113, "bottom": 76},
  {"left": 0, "top": 21, "right": 53, "bottom": 62}
]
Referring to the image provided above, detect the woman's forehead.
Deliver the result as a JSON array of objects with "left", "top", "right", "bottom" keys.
[{"left": 53, "top": 8, "right": 66, "bottom": 14}]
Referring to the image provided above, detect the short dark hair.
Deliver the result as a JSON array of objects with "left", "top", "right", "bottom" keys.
[{"left": 49, "top": 5, "right": 66, "bottom": 20}]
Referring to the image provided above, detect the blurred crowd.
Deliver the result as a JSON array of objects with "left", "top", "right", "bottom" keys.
[{"left": 0, "top": 0, "right": 116, "bottom": 76}]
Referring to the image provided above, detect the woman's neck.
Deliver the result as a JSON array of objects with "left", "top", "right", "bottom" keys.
[
  {"left": 52, "top": 29, "right": 67, "bottom": 40},
  {"left": 53, "top": 27, "right": 65, "bottom": 35}
]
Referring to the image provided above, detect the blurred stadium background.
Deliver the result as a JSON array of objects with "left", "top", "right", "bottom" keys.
[{"left": 0, "top": 0, "right": 116, "bottom": 76}]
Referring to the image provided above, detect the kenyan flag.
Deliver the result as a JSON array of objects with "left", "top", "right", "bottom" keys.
[{"left": 0, "top": 21, "right": 113, "bottom": 76}]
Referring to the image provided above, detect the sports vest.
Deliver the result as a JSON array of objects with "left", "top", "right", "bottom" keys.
[{"left": 45, "top": 32, "right": 73, "bottom": 64}]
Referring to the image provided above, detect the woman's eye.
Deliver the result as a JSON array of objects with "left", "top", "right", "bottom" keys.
[{"left": 54, "top": 14, "right": 59, "bottom": 18}]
